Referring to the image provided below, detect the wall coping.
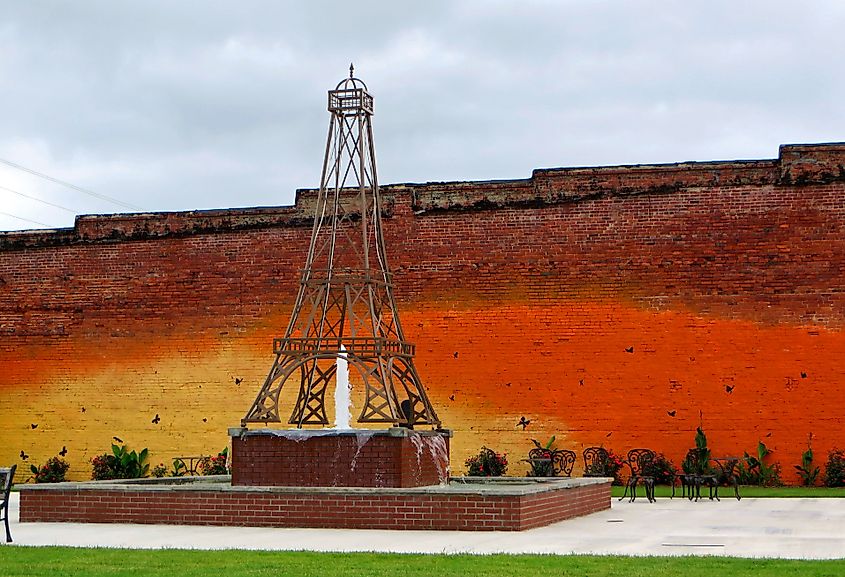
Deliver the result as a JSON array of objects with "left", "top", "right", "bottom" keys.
[
  {"left": 17, "top": 475, "right": 610, "bottom": 496},
  {"left": 2, "top": 142, "right": 843, "bottom": 250}
]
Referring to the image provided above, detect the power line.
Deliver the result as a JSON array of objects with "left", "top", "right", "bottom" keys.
[
  {"left": 0, "top": 210, "right": 56, "bottom": 228},
  {"left": 0, "top": 183, "right": 78, "bottom": 214},
  {"left": 0, "top": 157, "right": 144, "bottom": 211}
]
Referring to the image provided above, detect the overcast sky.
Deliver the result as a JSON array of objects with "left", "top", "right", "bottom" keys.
[{"left": 1, "top": 1, "right": 844, "bottom": 231}]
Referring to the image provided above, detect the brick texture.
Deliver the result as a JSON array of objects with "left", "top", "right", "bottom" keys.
[
  {"left": 18, "top": 480, "right": 611, "bottom": 531},
  {"left": 1, "top": 143, "right": 844, "bottom": 484},
  {"left": 231, "top": 431, "right": 450, "bottom": 488}
]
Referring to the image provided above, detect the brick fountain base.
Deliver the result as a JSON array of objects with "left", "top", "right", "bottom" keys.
[
  {"left": 18, "top": 476, "right": 610, "bottom": 531},
  {"left": 229, "top": 427, "right": 450, "bottom": 488}
]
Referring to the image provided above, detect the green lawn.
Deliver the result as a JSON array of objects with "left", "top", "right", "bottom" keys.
[
  {"left": 0, "top": 548, "right": 843, "bottom": 577},
  {"left": 611, "top": 485, "right": 845, "bottom": 499}
]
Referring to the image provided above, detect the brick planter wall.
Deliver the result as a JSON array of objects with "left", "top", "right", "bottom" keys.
[
  {"left": 230, "top": 428, "right": 451, "bottom": 488},
  {"left": 18, "top": 477, "right": 610, "bottom": 531}
]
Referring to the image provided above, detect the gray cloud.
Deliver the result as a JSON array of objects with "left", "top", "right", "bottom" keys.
[{"left": 2, "top": 1, "right": 844, "bottom": 230}]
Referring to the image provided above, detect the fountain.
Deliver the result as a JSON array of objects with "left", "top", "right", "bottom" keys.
[{"left": 17, "top": 70, "right": 611, "bottom": 532}]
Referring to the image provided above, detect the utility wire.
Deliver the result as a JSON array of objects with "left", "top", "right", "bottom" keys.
[
  {"left": 0, "top": 157, "right": 144, "bottom": 211},
  {"left": 0, "top": 183, "right": 77, "bottom": 214},
  {"left": 0, "top": 210, "right": 56, "bottom": 228}
]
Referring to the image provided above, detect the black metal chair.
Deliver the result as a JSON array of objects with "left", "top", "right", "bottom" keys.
[
  {"left": 681, "top": 448, "right": 719, "bottom": 501},
  {"left": 619, "top": 448, "right": 656, "bottom": 502},
  {"left": 1, "top": 465, "right": 16, "bottom": 543},
  {"left": 526, "top": 447, "right": 576, "bottom": 477},
  {"left": 713, "top": 457, "right": 742, "bottom": 501},
  {"left": 582, "top": 446, "right": 610, "bottom": 477}
]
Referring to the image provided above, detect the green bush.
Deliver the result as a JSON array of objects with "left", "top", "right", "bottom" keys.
[
  {"left": 30, "top": 456, "right": 70, "bottom": 483},
  {"left": 737, "top": 441, "right": 782, "bottom": 487},
  {"left": 91, "top": 443, "right": 150, "bottom": 480},
  {"left": 794, "top": 435, "right": 820, "bottom": 487},
  {"left": 642, "top": 452, "right": 677, "bottom": 485},
  {"left": 824, "top": 448, "right": 845, "bottom": 487}
]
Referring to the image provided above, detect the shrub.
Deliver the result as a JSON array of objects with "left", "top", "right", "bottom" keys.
[
  {"left": 30, "top": 456, "right": 70, "bottom": 483},
  {"left": 465, "top": 446, "right": 508, "bottom": 477},
  {"left": 794, "top": 434, "right": 820, "bottom": 487},
  {"left": 584, "top": 448, "right": 625, "bottom": 485},
  {"left": 151, "top": 463, "right": 168, "bottom": 478},
  {"left": 642, "top": 452, "right": 677, "bottom": 485},
  {"left": 824, "top": 449, "right": 845, "bottom": 487},
  {"left": 199, "top": 448, "right": 229, "bottom": 476},
  {"left": 170, "top": 459, "right": 187, "bottom": 477},
  {"left": 91, "top": 443, "right": 150, "bottom": 480},
  {"left": 737, "top": 440, "right": 782, "bottom": 487}
]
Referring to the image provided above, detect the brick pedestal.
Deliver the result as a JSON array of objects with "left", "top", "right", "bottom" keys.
[{"left": 230, "top": 428, "right": 451, "bottom": 488}]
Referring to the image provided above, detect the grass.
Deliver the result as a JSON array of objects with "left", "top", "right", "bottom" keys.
[
  {"left": 0, "top": 548, "right": 843, "bottom": 577},
  {"left": 610, "top": 485, "right": 845, "bottom": 499}
]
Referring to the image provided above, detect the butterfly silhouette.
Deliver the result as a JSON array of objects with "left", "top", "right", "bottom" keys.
[
  {"left": 579, "top": 379, "right": 584, "bottom": 386},
  {"left": 30, "top": 423, "right": 38, "bottom": 429},
  {"left": 20, "top": 450, "right": 29, "bottom": 460},
  {"left": 667, "top": 410, "right": 676, "bottom": 417},
  {"left": 152, "top": 414, "right": 161, "bottom": 424},
  {"left": 453, "top": 352, "right": 459, "bottom": 358},
  {"left": 113, "top": 436, "right": 123, "bottom": 443},
  {"left": 449, "top": 394, "right": 455, "bottom": 401},
  {"left": 81, "top": 407, "right": 86, "bottom": 413},
  {"left": 234, "top": 377, "right": 243, "bottom": 385},
  {"left": 606, "top": 432, "right": 613, "bottom": 438},
  {"left": 725, "top": 385, "right": 735, "bottom": 393},
  {"left": 624, "top": 346, "right": 634, "bottom": 353},
  {"left": 517, "top": 416, "right": 531, "bottom": 430},
  {"left": 202, "top": 418, "right": 208, "bottom": 423},
  {"left": 801, "top": 372, "right": 807, "bottom": 379},
  {"left": 59, "top": 446, "right": 68, "bottom": 457}
]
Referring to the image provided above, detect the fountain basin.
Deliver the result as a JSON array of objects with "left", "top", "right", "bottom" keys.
[
  {"left": 18, "top": 476, "right": 611, "bottom": 531},
  {"left": 229, "top": 427, "right": 451, "bottom": 488}
]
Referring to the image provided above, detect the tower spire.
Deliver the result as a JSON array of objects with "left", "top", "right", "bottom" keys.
[{"left": 242, "top": 71, "right": 441, "bottom": 429}]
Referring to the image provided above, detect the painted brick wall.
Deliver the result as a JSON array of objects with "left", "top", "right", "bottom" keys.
[{"left": 2, "top": 143, "right": 844, "bottom": 484}]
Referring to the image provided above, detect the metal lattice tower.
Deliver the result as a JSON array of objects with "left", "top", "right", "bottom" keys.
[{"left": 243, "top": 67, "right": 441, "bottom": 429}]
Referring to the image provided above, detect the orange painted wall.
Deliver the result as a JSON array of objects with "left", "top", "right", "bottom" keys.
[{"left": 2, "top": 143, "right": 844, "bottom": 483}]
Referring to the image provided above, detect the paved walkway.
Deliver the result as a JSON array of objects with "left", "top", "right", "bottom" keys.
[{"left": 6, "top": 493, "right": 845, "bottom": 559}]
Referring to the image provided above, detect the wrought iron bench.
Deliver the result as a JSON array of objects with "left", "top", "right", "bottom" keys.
[{"left": 1, "top": 465, "right": 16, "bottom": 543}]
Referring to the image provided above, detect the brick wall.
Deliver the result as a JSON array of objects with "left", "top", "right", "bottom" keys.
[
  {"left": 18, "top": 479, "right": 610, "bottom": 531},
  {"left": 2, "top": 142, "right": 844, "bottom": 484},
  {"left": 230, "top": 430, "right": 450, "bottom": 488}
]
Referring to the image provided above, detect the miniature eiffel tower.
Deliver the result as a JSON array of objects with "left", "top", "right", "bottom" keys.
[{"left": 242, "top": 66, "right": 441, "bottom": 429}]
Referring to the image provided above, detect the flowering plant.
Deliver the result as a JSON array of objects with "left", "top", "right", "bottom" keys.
[
  {"left": 199, "top": 448, "right": 229, "bottom": 476},
  {"left": 465, "top": 446, "right": 508, "bottom": 477},
  {"left": 151, "top": 463, "right": 169, "bottom": 478},
  {"left": 30, "top": 456, "right": 70, "bottom": 483}
]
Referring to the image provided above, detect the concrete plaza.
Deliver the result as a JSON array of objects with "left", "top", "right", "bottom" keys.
[{"left": 5, "top": 492, "right": 845, "bottom": 559}]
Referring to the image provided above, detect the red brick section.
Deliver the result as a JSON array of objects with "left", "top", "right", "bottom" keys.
[
  {"left": 18, "top": 481, "right": 610, "bottom": 531},
  {"left": 231, "top": 431, "right": 450, "bottom": 488},
  {"left": 2, "top": 143, "right": 845, "bottom": 483}
]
